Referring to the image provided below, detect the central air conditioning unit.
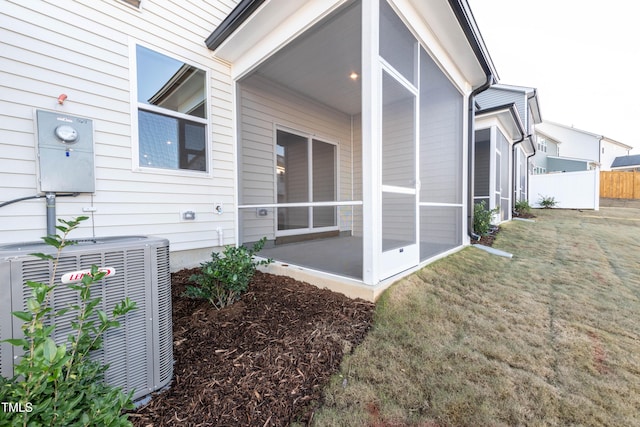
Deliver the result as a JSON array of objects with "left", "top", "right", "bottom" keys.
[{"left": 0, "top": 235, "right": 173, "bottom": 401}]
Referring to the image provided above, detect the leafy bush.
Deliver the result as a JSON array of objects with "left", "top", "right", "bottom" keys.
[
  {"left": 538, "top": 195, "right": 558, "bottom": 208},
  {"left": 0, "top": 217, "right": 137, "bottom": 427},
  {"left": 474, "top": 201, "right": 499, "bottom": 236},
  {"left": 514, "top": 199, "right": 532, "bottom": 216},
  {"left": 184, "top": 238, "right": 272, "bottom": 309}
]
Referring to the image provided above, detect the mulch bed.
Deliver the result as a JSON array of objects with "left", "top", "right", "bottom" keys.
[
  {"left": 471, "top": 226, "right": 501, "bottom": 247},
  {"left": 128, "top": 269, "right": 375, "bottom": 426},
  {"left": 514, "top": 212, "right": 536, "bottom": 219},
  {"left": 472, "top": 212, "right": 537, "bottom": 247}
]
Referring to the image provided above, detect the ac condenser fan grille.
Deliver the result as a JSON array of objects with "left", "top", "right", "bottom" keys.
[{"left": 0, "top": 236, "right": 172, "bottom": 400}]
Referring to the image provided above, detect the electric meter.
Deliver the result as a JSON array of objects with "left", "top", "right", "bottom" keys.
[{"left": 54, "top": 124, "right": 79, "bottom": 143}]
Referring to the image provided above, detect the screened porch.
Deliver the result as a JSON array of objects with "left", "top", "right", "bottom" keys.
[{"left": 236, "top": 0, "right": 466, "bottom": 286}]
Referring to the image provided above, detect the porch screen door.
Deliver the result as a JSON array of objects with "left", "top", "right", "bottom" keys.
[{"left": 379, "top": 71, "right": 418, "bottom": 278}]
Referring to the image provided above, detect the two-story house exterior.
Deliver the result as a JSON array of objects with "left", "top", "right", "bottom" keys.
[{"left": 534, "top": 121, "right": 632, "bottom": 172}]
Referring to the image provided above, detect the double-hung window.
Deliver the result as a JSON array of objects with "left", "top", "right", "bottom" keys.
[{"left": 135, "top": 45, "right": 208, "bottom": 172}]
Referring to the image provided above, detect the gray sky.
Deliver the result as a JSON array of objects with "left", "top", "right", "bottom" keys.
[{"left": 467, "top": 0, "right": 639, "bottom": 152}]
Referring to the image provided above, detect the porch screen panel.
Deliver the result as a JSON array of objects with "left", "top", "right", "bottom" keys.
[
  {"left": 419, "top": 47, "right": 464, "bottom": 261},
  {"left": 379, "top": 0, "right": 417, "bottom": 84},
  {"left": 312, "top": 140, "right": 337, "bottom": 228},
  {"left": 495, "top": 148, "right": 501, "bottom": 220},
  {"left": 419, "top": 49, "right": 463, "bottom": 205},
  {"left": 382, "top": 193, "right": 415, "bottom": 251},
  {"left": 277, "top": 130, "right": 308, "bottom": 230},
  {"left": 495, "top": 150, "right": 501, "bottom": 209},
  {"left": 499, "top": 133, "right": 510, "bottom": 221},
  {"left": 519, "top": 150, "right": 527, "bottom": 201},
  {"left": 382, "top": 74, "right": 415, "bottom": 187},
  {"left": 420, "top": 206, "right": 462, "bottom": 260},
  {"left": 474, "top": 130, "right": 491, "bottom": 198},
  {"left": 382, "top": 72, "right": 416, "bottom": 251}
]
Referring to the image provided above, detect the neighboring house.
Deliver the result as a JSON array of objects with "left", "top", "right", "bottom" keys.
[
  {"left": 474, "top": 84, "right": 541, "bottom": 222},
  {"left": 610, "top": 154, "right": 640, "bottom": 171},
  {"left": 474, "top": 103, "right": 525, "bottom": 223},
  {"left": 534, "top": 121, "right": 632, "bottom": 171},
  {"left": 527, "top": 120, "right": 630, "bottom": 210},
  {"left": 0, "top": 0, "right": 497, "bottom": 300},
  {"left": 532, "top": 134, "right": 558, "bottom": 174},
  {"left": 533, "top": 134, "right": 594, "bottom": 173}
]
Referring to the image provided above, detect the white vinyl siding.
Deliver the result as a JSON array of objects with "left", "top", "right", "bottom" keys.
[
  {"left": 0, "top": 0, "right": 238, "bottom": 255},
  {"left": 237, "top": 76, "right": 354, "bottom": 244}
]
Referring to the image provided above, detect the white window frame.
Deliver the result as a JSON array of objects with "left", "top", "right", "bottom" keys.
[
  {"left": 130, "top": 41, "right": 212, "bottom": 177},
  {"left": 273, "top": 125, "right": 341, "bottom": 237}
]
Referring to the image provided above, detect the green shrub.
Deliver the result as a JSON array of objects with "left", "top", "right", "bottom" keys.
[
  {"left": 538, "top": 195, "right": 558, "bottom": 208},
  {"left": 184, "top": 238, "right": 272, "bottom": 309},
  {"left": 474, "top": 201, "right": 499, "bottom": 236},
  {"left": 0, "top": 217, "right": 137, "bottom": 427},
  {"left": 514, "top": 199, "right": 532, "bottom": 216}
]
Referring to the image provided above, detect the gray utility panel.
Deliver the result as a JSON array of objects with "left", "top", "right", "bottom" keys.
[{"left": 36, "top": 109, "right": 95, "bottom": 193}]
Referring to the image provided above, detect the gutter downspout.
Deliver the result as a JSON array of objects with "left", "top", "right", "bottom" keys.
[
  {"left": 525, "top": 138, "right": 537, "bottom": 201},
  {"left": 467, "top": 75, "right": 493, "bottom": 241},
  {"left": 524, "top": 89, "right": 539, "bottom": 202}
]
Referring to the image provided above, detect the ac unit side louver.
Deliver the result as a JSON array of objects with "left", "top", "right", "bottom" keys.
[{"left": 0, "top": 236, "right": 173, "bottom": 401}]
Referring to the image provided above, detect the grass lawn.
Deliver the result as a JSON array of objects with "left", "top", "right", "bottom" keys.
[{"left": 312, "top": 207, "right": 640, "bottom": 426}]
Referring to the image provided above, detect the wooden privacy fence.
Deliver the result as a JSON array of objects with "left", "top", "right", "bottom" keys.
[{"left": 600, "top": 171, "right": 640, "bottom": 199}]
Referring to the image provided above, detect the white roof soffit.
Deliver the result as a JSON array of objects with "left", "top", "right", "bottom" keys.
[
  {"left": 422, "top": 0, "right": 498, "bottom": 86},
  {"left": 210, "top": 0, "right": 346, "bottom": 76},
  {"left": 476, "top": 107, "right": 524, "bottom": 142}
]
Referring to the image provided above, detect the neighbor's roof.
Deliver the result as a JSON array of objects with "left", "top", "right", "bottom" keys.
[
  {"left": 484, "top": 83, "right": 542, "bottom": 124},
  {"left": 611, "top": 154, "right": 640, "bottom": 168},
  {"left": 476, "top": 102, "right": 525, "bottom": 138},
  {"left": 536, "top": 121, "right": 633, "bottom": 150}
]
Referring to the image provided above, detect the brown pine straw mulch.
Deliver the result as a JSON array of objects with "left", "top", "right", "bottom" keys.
[
  {"left": 129, "top": 269, "right": 375, "bottom": 426},
  {"left": 471, "top": 226, "right": 500, "bottom": 247}
]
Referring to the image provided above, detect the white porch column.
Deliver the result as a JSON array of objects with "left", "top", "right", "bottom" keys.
[{"left": 361, "top": 0, "right": 380, "bottom": 286}]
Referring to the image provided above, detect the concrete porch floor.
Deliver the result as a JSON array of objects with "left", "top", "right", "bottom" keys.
[
  {"left": 257, "top": 235, "right": 463, "bottom": 301},
  {"left": 257, "top": 235, "right": 390, "bottom": 301},
  {"left": 260, "top": 236, "right": 363, "bottom": 280}
]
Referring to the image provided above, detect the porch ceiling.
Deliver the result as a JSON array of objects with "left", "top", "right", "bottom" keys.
[
  {"left": 210, "top": 0, "right": 496, "bottom": 95},
  {"left": 247, "top": 2, "right": 362, "bottom": 115}
]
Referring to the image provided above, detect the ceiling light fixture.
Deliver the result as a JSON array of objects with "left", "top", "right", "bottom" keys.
[{"left": 349, "top": 72, "right": 359, "bottom": 80}]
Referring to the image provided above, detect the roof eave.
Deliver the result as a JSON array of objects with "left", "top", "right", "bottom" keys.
[
  {"left": 206, "top": 0, "right": 499, "bottom": 88},
  {"left": 205, "top": 0, "right": 267, "bottom": 51},
  {"left": 476, "top": 102, "right": 526, "bottom": 141},
  {"left": 447, "top": 0, "right": 499, "bottom": 84}
]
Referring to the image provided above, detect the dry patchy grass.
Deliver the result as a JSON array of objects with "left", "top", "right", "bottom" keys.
[{"left": 313, "top": 207, "right": 640, "bottom": 426}]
